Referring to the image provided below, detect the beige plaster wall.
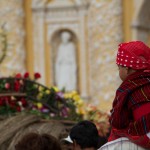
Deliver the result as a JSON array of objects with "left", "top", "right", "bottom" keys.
[
  {"left": 87, "top": 0, "right": 123, "bottom": 110},
  {"left": 0, "top": 0, "right": 25, "bottom": 76}
]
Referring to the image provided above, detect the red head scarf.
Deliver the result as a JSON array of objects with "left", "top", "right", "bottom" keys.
[{"left": 116, "top": 41, "right": 150, "bottom": 71}]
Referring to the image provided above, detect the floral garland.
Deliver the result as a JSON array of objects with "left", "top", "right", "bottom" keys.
[
  {"left": 84, "top": 104, "right": 110, "bottom": 137},
  {"left": 0, "top": 72, "right": 83, "bottom": 121},
  {"left": 0, "top": 72, "right": 110, "bottom": 136}
]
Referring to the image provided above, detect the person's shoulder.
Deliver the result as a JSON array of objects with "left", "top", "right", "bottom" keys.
[
  {"left": 98, "top": 138, "right": 127, "bottom": 150},
  {"left": 97, "top": 137, "right": 147, "bottom": 150}
]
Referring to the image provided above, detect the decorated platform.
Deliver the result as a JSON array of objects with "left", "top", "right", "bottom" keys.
[{"left": 0, "top": 72, "right": 110, "bottom": 149}]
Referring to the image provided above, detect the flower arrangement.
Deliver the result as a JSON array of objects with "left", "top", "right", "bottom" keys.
[
  {"left": 84, "top": 104, "right": 110, "bottom": 137},
  {"left": 0, "top": 72, "right": 110, "bottom": 136},
  {"left": 0, "top": 72, "right": 83, "bottom": 121}
]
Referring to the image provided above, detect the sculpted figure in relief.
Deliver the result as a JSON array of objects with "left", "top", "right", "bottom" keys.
[{"left": 55, "top": 31, "right": 77, "bottom": 91}]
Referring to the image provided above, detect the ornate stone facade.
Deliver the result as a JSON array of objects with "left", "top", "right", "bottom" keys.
[
  {"left": 87, "top": 0, "right": 123, "bottom": 110},
  {"left": 1, "top": 0, "right": 150, "bottom": 111},
  {"left": 0, "top": 0, "right": 25, "bottom": 76},
  {"left": 32, "top": 0, "right": 90, "bottom": 97}
]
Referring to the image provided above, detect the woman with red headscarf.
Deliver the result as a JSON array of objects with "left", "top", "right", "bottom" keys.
[{"left": 99, "top": 41, "right": 150, "bottom": 150}]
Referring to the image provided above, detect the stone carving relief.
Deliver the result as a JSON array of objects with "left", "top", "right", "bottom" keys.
[
  {"left": 32, "top": 0, "right": 89, "bottom": 97},
  {"left": 54, "top": 31, "right": 77, "bottom": 91}
]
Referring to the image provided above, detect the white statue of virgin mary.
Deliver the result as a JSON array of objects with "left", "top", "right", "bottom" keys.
[{"left": 55, "top": 31, "right": 77, "bottom": 91}]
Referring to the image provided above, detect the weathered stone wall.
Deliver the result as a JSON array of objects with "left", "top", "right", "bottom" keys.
[
  {"left": 88, "top": 0, "right": 123, "bottom": 110},
  {"left": 0, "top": 0, "right": 25, "bottom": 76},
  {"left": 0, "top": 0, "right": 124, "bottom": 111}
]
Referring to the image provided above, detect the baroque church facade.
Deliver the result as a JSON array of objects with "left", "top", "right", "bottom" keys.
[{"left": 0, "top": 0, "right": 150, "bottom": 111}]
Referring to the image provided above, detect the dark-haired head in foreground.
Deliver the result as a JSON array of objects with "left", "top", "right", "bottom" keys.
[
  {"left": 15, "top": 132, "right": 62, "bottom": 150},
  {"left": 70, "top": 120, "right": 99, "bottom": 150}
]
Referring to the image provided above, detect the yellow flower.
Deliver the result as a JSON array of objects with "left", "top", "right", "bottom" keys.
[
  {"left": 76, "top": 99, "right": 84, "bottom": 106},
  {"left": 86, "top": 104, "right": 97, "bottom": 112},
  {"left": 37, "top": 93, "right": 43, "bottom": 99},
  {"left": 38, "top": 86, "right": 44, "bottom": 91},
  {"left": 73, "top": 95, "right": 80, "bottom": 102},
  {"left": 76, "top": 107, "right": 85, "bottom": 115},
  {"left": 45, "top": 90, "right": 50, "bottom": 94},
  {"left": 53, "top": 86, "right": 59, "bottom": 92},
  {"left": 93, "top": 113, "right": 101, "bottom": 121},
  {"left": 71, "top": 90, "right": 77, "bottom": 96},
  {"left": 37, "top": 102, "right": 43, "bottom": 109},
  {"left": 64, "top": 93, "right": 72, "bottom": 99}
]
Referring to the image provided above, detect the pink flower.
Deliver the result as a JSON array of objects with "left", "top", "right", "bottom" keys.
[
  {"left": 19, "top": 80, "right": 24, "bottom": 85},
  {"left": 34, "top": 72, "right": 41, "bottom": 79},
  {"left": 60, "top": 107, "right": 69, "bottom": 118},
  {"left": 24, "top": 72, "right": 29, "bottom": 78},
  {"left": 41, "top": 107, "right": 49, "bottom": 113},
  {"left": 50, "top": 113, "right": 55, "bottom": 117},
  {"left": 5, "top": 83, "right": 10, "bottom": 89}
]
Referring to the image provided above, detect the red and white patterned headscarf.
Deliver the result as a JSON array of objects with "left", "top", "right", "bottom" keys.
[{"left": 116, "top": 41, "right": 150, "bottom": 71}]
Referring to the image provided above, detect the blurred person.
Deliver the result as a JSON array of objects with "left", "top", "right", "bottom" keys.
[
  {"left": 70, "top": 120, "right": 99, "bottom": 150},
  {"left": 61, "top": 135, "right": 73, "bottom": 150},
  {"left": 99, "top": 41, "right": 150, "bottom": 150},
  {"left": 15, "top": 132, "right": 62, "bottom": 150}
]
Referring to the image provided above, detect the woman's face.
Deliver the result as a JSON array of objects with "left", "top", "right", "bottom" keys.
[{"left": 118, "top": 65, "right": 128, "bottom": 81}]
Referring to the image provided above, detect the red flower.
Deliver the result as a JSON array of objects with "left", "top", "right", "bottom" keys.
[
  {"left": 5, "top": 83, "right": 10, "bottom": 89},
  {"left": 0, "top": 99, "right": 4, "bottom": 106},
  {"left": 16, "top": 106, "right": 21, "bottom": 112},
  {"left": 34, "top": 72, "right": 41, "bottom": 79},
  {"left": 15, "top": 73, "right": 22, "bottom": 78},
  {"left": 21, "top": 98, "right": 27, "bottom": 107},
  {"left": 24, "top": 72, "right": 29, "bottom": 78},
  {"left": 9, "top": 101, "right": 16, "bottom": 108},
  {"left": 14, "top": 80, "right": 21, "bottom": 92}
]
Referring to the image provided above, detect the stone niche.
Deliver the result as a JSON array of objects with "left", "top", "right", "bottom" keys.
[
  {"left": 132, "top": 0, "right": 150, "bottom": 43},
  {"left": 32, "top": 0, "right": 90, "bottom": 98}
]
